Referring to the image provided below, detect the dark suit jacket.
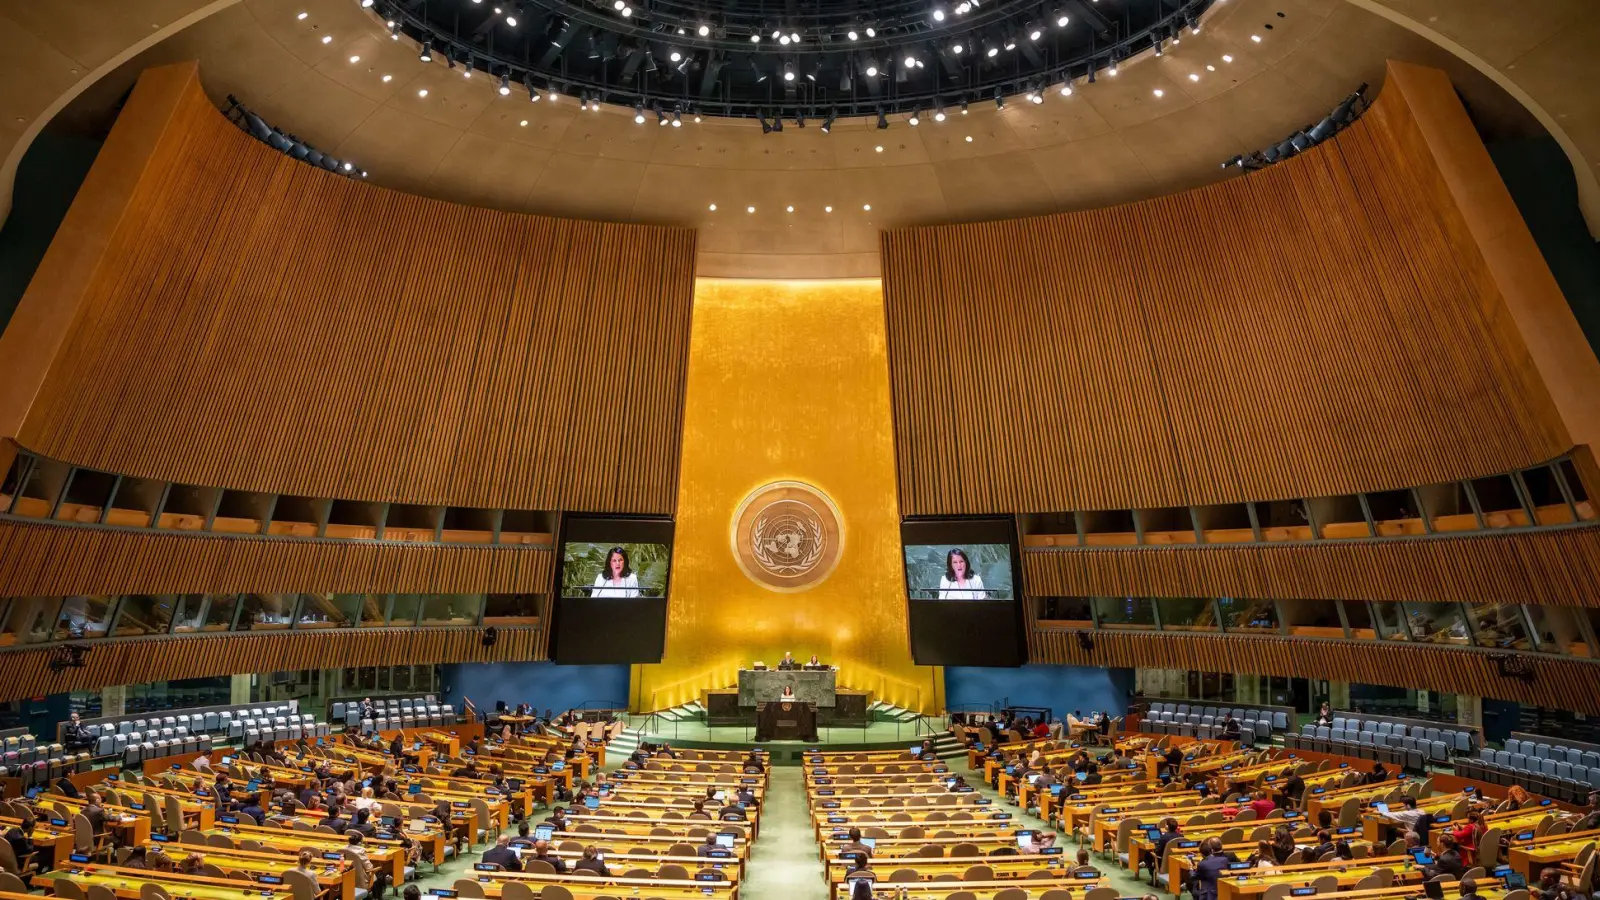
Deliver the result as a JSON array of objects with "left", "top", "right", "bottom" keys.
[
  {"left": 532, "top": 852, "right": 567, "bottom": 873},
  {"left": 573, "top": 857, "right": 609, "bottom": 876},
  {"left": 777, "top": 659, "right": 797, "bottom": 670},
  {"left": 481, "top": 846, "right": 523, "bottom": 872}
]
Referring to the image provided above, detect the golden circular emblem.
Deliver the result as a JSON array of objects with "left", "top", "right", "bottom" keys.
[{"left": 730, "top": 481, "right": 844, "bottom": 592}]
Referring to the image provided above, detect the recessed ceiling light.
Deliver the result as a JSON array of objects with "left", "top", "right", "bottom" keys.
[
  {"left": 1206, "top": 65, "right": 1216, "bottom": 72},
  {"left": 786, "top": 205, "right": 794, "bottom": 212},
  {"left": 519, "top": 119, "right": 528, "bottom": 126},
  {"left": 381, "top": 74, "right": 392, "bottom": 82},
  {"left": 417, "top": 88, "right": 429, "bottom": 97},
  {"left": 747, "top": 206, "right": 755, "bottom": 213},
  {"left": 1189, "top": 73, "right": 1200, "bottom": 81},
  {"left": 1152, "top": 89, "right": 1164, "bottom": 97},
  {"left": 709, "top": 203, "right": 717, "bottom": 210},
  {"left": 321, "top": 35, "right": 333, "bottom": 44},
  {"left": 296, "top": 11, "right": 308, "bottom": 19},
  {"left": 964, "top": 135, "right": 973, "bottom": 142},
  {"left": 349, "top": 55, "right": 360, "bottom": 63},
  {"left": 1223, "top": 55, "right": 1234, "bottom": 62},
  {"left": 863, "top": 204, "right": 872, "bottom": 211},
  {"left": 825, "top": 205, "right": 833, "bottom": 212},
  {"left": 1250, "top": 34, "right": 1261, "bottom": 42},
  {"left": 874, "top": 145, "right": 883, "bottom": 153}
]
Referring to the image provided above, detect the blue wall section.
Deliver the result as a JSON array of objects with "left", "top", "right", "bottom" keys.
[
  {"left": 943, "top": 665, "right": 1135, "bottom": 719},
  {"left": 440, "top": 662, "right": 631, "bottom": 715}
]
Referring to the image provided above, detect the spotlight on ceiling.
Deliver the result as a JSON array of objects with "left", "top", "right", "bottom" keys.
[
  {"left": 522, "top": 74, "right": 541, "bottom": 101},
  {"left": 1059, "top": 80, "right": 1073, "bottom": 96},
  {"left": 932, "top": 7, "right": 945, "bottom": 21},
  {"left": 634, "top": 101, "right": 646, "bottom": 124},
  {"left": 419, "top": 40, "right": 433, "bottom": 62},
  {"left": 908, "top": 109, "right": 920, "bottom": 126},
  {"left": 698, "top": 23, "right": 710, "bottom": 36},
  {"left": 951, "top": 41, "right": 963, "bottom": 54},
  {"left": 760, "top": 113, "right": 773, "bottom": 135},
  {"left": 657, "top": 106, "right": 669, "bottom": 126},
  {"left": 904, "top": 53, "right": 916, "bottom": 68},
  {"left": 1029, "top": 25, "right": 1043, "bottom": 41},
  {"left": 750, "top": 33, "right": 760, "bottom": 42},
  {"left": 820, "top": 110, "right": 836, "bottom": 133},
  {"left": 672, "top": 109, "right": 683, "bottom": 127},
  {"left": 783, "top": 61, "right": 795, "bottom": 82},
  {"left": 933, "top": 104, "right": 946, "bottom": 122},
  {"left": 505, "top": 3, "right": 520, "bottom": 26},
  {"left": 864, "top": 57, "right": 879, "bottom": 77},
  {"left": 865, "top": 26, "right": 876, "bottom": 37},
  {"left": 389, "top": 21, "right": 400, "bottom": 40},
  {"left": 994, "top": 87, "right": 1005, "bottom": 109},
  {"left": 795, "top": 111, "right": 805, "bottom": 128},
  {"left": 985, "top": 41, "right": 999, "bottom": 58},
  {"left": 876, "top": 108, "right": 889, "bottom": 129},
  {"left": 498, "top": 73, "right": 511, "bottom": 95},
  {"left": 847, "top": 29, "right": 858, "bottom": 41},
  {"left": 1055, "top": 9, "right": 1070, "bottom": 27}
]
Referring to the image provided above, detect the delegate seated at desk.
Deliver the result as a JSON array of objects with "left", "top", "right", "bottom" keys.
[{"left": 778, "top": 652, "right": 798, "bottom": 670}]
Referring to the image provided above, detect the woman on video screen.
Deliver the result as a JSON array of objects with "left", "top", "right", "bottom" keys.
[
  {"left": 591, "top": 547, "right": 641, "bottom": 598},
  {"left": 937, "top": 548, "right": 987, "bottom": 599}
]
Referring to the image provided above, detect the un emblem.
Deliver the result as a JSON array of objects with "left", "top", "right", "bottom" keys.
[{"left": 731, "top": 481, "right": 844, "bottom": 592}]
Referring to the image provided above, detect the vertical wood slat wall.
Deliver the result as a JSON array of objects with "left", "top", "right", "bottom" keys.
[
  {"left": 1029, "top": 629, "right": 1600, "bottom": 715},
  {"left": 881, "top": 83, "right": 1570, "bottom": 517},
  {"left": 0, "top": 520, "right": 553, "bottom": 596},
  {"left": 15, "top": 68, "right": 696, "bottom": 515},
  {"left": 0, "top": 627, "right": 543, "bottom": 700},
  {"left": 1022, "top": 527, "right": 1600, "bottom": 608}
]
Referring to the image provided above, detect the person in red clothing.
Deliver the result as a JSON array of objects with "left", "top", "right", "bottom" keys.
[
  {"left": 1032, "top": 720, "right": 1051, "bottom": 739},
  {"left": 1450, "top": 810, "right": 1486, "bottom": 866},
  {"left": 1246, "top": 791, "right": 1277, "bottom": 820}
]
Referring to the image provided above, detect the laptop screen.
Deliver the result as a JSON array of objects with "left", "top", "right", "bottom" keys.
[{"left": 715, "top": 833, "right": 735, "bottom": 848}]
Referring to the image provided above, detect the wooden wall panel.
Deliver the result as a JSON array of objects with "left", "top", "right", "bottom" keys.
[
  {"left": 1023, "top": 527, "right": 1600, "bottom": 608},
  {"left": 0, "top": 626, "right": 543, "bottom": 702},
  {"left": 1029, "top": 628, "right": 1600, "bottom": 715},
  {"left": 0, "top": 520, "right": 552, "bottom": 596},
  {"left": 882, "top": 81, "right": 1569, "bottom": 516},
  {"left": 13, "top": 64, "right": 695, "bottom": 514}
]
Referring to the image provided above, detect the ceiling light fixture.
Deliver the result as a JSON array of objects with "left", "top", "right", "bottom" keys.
[
  {"left": 634, "top": 101, "right": 646, "bottom": 124},
  {"left": 934, "top": 104, "right": 946, "bottom": 122},
  {"left": 420, "top": 41, "right": 432, "bottom": 62},
  {"left": 876, "top": 108, "right": 889, "bottom": 129},
  {"left": 498, "top": 73, "right": 511, "bottom": 94}
]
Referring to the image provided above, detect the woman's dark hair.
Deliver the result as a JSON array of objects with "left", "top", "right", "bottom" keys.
[
  {"left": 945, "top": 548, "right": 975, "bottom": 581},
  {"left": 602, "top": 547, "right": 633, "bottom": 579}
]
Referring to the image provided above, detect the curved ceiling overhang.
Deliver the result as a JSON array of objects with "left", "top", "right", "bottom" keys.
[{"left": 1, "top": 0, "right": 1574, "bottom": 276}]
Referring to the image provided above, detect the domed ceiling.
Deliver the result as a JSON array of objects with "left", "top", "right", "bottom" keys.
[{"left": 3, "top": 0, "right": 1578, "bottom": 276}]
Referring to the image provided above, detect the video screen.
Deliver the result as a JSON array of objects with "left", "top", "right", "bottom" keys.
[
  {"left": 902, "top": 518, "right": 1026, "bottom": 667},
  {"left": 552, "top": 516, "right": 674, "bottom": 664},
  {"left": 902, "top": 544, "right": 1013, "bottom": 600},
  {"left": 561, "top": 542, "right": 671, "bottom": 598}
]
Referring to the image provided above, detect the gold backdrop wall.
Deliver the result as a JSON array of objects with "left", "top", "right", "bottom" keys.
[{"left": 635, "top": 279, "right": 940, "bottom": 714}]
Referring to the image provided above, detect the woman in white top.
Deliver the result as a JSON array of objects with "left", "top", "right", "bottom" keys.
[
  {"left": 591, "top": 546, "right": 641, "bottom": 598},
  {"left": 937, "top": 548, "right": 987, "bottom": 599}
]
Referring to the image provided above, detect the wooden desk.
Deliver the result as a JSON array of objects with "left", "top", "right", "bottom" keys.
[
  {"left": 1214, "top": 855, "right": 1421, "bottom": 900},
  {"left": 823, "top": 852, "right": 1070, "bottom": 886},
  {"left": 38, "top": 865, "right": 303, "bottom": 900},
  {"left": 818, "top": 834, "right": 1044, "bottom": 863},
  {"left": 201, "top": 821, "right": 408, "bottom": 885},
  {"left": 40, "top": 797, "right": 154, "bottom": 847},
  {"left": 464, "top": 871, "right": 737, "bottom": 900},
  {"left": 145, "top": 840, "right": 356, "bottom": 900},
  {"left": 829, "top": 875, "right": 1101, "bottom": 899},
  {"left": 546, "top": 831, "right": 751, "bottom": 861},
  {"left": 1505, "top": 828, "right": 1600, "bottom": 878}
]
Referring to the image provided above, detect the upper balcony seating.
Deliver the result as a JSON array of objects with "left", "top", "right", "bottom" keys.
[
  {"left": 1285, "top": 711, "right": 1477, "bottom": 771},
  {"left": 329, "top": 695, "right": 457, "bottom": 735}
]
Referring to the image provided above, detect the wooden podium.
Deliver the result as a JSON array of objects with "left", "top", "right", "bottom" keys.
[{"left": 755, "top": 699, "right": 818, "bottom": 742}]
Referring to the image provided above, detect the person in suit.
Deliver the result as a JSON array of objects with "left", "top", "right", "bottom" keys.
[
  {"left": 238, "top": 794, "right": 267, "bottom": 826},
  {"left": 1142, "top": 818, "right": 1182, "bottom": 882},
  {"left": 1192, "top": 838, "right": 1238, "bottom": 900},
  {"left": 778, "top": 652, "right": 797, "bottom": 670},
  {"left": 1306, "top": 829, "right": 1336, "bottom": 862},
  {"left": 529, "top": 840, "right": 567, "bottom": 873},
  {"left": 1458, "top": 879, "right": 1486, "bottom": 900},
  {"left": 82, "top": 792, "right": 108, "bottom": 836},
  {"left": 346, "top": 833, "right": 386, "bottom": 900},
  {"left": 52, "top": 775, "right": 81, "bottom": 799},
  {"left": 61, "top": 713, "right": 93, "bottom": 753},
  {"left": 718, "top": 799, "right": 747, "bottom": 820},
  {"left": 698, "top": 834, "right": 724, "bottom": 857},
  {"left": 359, "top": 698, "right": 376, "bottom": 720},
  {"left": 480, "top": 836, "right": 523, "bottom": 872},
  {"left": 572, "top": 846, "right": 609, "bottom": 876},
  {"left": 1426, "top": 834, "right": 1467, "bottom": 881},
  {"left": 3, "top": 816, "right": 39, "bottom": 881},
  {"left": 319, "top": 808, "right": 349, "bottom": 834}
]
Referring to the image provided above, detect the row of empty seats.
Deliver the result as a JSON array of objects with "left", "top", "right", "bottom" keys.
[
  {"left": 0, "top": 734, "right": 91, "bottom": 785},
  {"left": 1140, "top": 702, "right": 1288, "bottom": 744},
  {"left": 1460, "top": 735, "right": 1600, "bottom": 799},
  {"left": 119, "top": 733, "right": 216, "bottom": 767},
  {"left": 330, "top": 696, "right": 458, "bottom": 733}
]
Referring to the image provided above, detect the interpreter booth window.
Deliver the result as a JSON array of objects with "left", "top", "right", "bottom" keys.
[
  {"left": 387, "top": 594, "right": 477, "bottom": 626},
  {"left": 0, "top": 597, "right": 59, "bottom": 646},
  {"left": 1401, "top": 601, "right": 1471, "bottom": 644},
  {"left": 359, "top": 595, "right": 389, "bottom": 626},
  {"left": 112, "top": 594, "right": 176, "bottom": 637},
  {"left": 237, "top": 593, "right": 296, "bottom": 630},
  {"left": 1465, "top": 603, "right": 1533, "bottom": 650},
  {"left": 1093, "top": 596, "right": 1155, "bottom": 629},
  {"left": 172, "top": 593, "right": 237, "bottom": 632},
  {"left": 483, "top": 593, "right": 543, "bottom": 623},
  {"left": 1156, "top": 597, "right": 1218, "bottom": 632},
  {"left": 1218, "top": 597, "right": 1279, "bottom": 634},
  {"left": 295, "top": 593, "right": 362, "bottom": 629},
  {"left": 53, "top": 596, "right": 114, "bottom": 640},
  {"left": 1278, "top": 598, "right": 1345, "bottom": 638},
  {"left": 1340, "top": 600, "right": 1376, "bottom": 640},
  {"left": 1528, "top": 605, "right": 1592, "bottom": 656},
  {"left": 1370, "top": 601, "right": 1411, "bottom": 640},
  {"left": 1036, "top": 596, "right": 1092, "bottom": 626}
]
